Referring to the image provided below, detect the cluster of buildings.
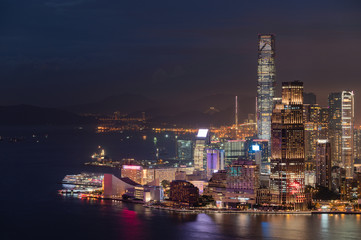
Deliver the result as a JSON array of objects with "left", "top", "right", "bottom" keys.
[{"left": 100, "top": 34, "right": 360, "bottom": 210}]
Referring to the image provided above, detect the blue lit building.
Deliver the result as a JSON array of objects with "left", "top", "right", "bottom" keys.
[{"left": 246, "top": 139, "right": 269, "bottom": 175}]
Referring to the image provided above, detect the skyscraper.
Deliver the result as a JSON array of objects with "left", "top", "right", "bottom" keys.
[
  {"left": 341, "top": 91, "right": 354, "bottom": 179},
  {"left": 328, "top": 92, "right": 342, "bottom": 167},
  {"left": 257, "top": 34, "right": 276, "bottom": 142},
  {"left": 328, "top": 91, "right": 354, "bottom": 179},
  {"left": 315, "top": 140, "right": 332, "bottom": 190},
  {"left": 193, "top": 129, "right": 209, "bottom": 170},
  {"left": 270, "top": 81, "right": 305, "bottom": 206}
]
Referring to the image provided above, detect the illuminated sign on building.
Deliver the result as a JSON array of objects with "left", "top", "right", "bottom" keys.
[
  {"left": 197, "top": 129, "right": 209, "bottom": 138},
  {"left": 252, "top": 144, "right": 260, "bottom": 151},
  {"left": 123, "top": 165, "right": 142, "bottom": 170}
]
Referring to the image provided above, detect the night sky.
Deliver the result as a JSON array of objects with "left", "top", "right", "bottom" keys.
[{"left": 1, "top": 0, "right": 361, "bottom": 115}]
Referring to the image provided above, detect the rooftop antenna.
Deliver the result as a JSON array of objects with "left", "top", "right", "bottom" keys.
[{"left": 235, "top": 95, "right": 238, "bottom": 129}]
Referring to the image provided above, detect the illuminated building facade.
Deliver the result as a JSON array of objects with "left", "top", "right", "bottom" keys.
[
  {"left": 341, "top": 91, "right": 354, "bottom": 179},
  {"left": 227, "top": 159, "right": 259, "bottom": 193},
  {"left": 328, "top": 91, "right": 354, "bottom": 178},
  {"left": 270, "top": 81, "right": 305, "bottom": 206},
  {"left": 328, "top": 92, "right": 342, "bottom": 167},
  {"left": 193, "top": 129, "right": 209, "bottom": 170},
  {"left": 194, "top": 140, "right": 206, "bottom": 170},
  {"left": 223, "top": 140, "right": 246, "bottom": 166},
  {"left": 206, "top": 149, "right": 225, "bottom": 179},
  {"left": 121, "top": 165, "right": 143, "bottom": 185},
  {"left": 303, "top": 104, "right": 326, "bottom": 169},
  {"left": 354, "top": 126, "right": 361, "bottom": 161},
  {"left": 257, "top": 34, "right": 276, "bottom": 142},
  {"left": 315, "top": 140, "right": 332, "bottom": 190},
  {"left": 319, "top": 107, "right": 329, "bottom": 139},
  {"left": 169, "top": 180, "right": 199, "bottom": 206}
]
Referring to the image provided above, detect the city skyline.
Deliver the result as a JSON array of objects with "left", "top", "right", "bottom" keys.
[{"left": 4, "top": 1, "right": 361, "bottom": 239}]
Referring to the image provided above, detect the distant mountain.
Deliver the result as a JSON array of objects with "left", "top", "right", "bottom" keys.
[
  {"left": 64, "top": 93, "right": 158, "bottom": 114},
  {"left": 63, "top": 92, "right": 255, "bottom": 127},
  {"left": 0, "top": 105, "right": 94, "bottom": 125}
]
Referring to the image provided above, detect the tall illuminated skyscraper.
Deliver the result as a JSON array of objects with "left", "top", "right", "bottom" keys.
[
  {"left": 341, "top": 91, "right": 354, "bottom": 179},
  {"left": 315, "top": 140, "right": 331, "bottom": 190},
  {"left": 270, "top": 81, "right": 305, "bottom": 207},
  {"left": 328, "top": 92, "right": 342, "bottom": 167},
  {"left": 193, "top": 129, "right": 209, "bottom": 170},
  {"left": 328, "top": 91, "right": 354, "bottom": 179},
  {"left": 257, "top": 34, "right": 276, "bottom": 141}
]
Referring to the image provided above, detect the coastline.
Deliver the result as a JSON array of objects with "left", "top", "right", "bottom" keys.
[
  {"left": 80, "top": 195, "right": 361, "bottom": 215},
  {"left": 144, "top": 205, "right": 361, "bottom": 215}
]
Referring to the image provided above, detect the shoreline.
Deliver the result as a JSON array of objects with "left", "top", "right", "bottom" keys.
[
  {"left": 78, "top": 195, "right": 361, "bottom": 215},
  {"left": 144, "top": 205, "right": 361, "bottom": 215}
]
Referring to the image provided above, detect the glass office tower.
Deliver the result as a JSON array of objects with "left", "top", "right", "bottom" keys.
[
  {"left": 341, "top": 91, "right": 354, "bottom": 179},
  {"left": 257, "top": 34, "right": 276, "bottom": 142}
]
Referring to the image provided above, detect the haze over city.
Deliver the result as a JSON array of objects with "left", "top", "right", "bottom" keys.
[{"left": 1, "top": 0, "right": 361, "bottom": 120}]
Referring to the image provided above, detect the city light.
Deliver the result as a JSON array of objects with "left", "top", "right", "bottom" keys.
[
  {"left": 197, "top": 129, "right": 209, "bottom": 138},
  {"left": 123, "top": 165, "right": 142, "bottom": 170}
]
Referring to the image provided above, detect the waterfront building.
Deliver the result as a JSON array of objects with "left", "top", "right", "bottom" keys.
[
  {"left": 270, "top": 81, "right": 305, "bottom": 207},
  {"left": 142, "top": 168, "right": 155, "bottom": 185},
  {"left": 227, "top": 159, "right": 259, "bottom": 193},
  {"left": 176, "top": 140, "right": 193, "bottom": 161},
  {"left": 121, "top": 165, "right": 143, "bottom": 185},
  {"left": 189, "top": 180, "right": 208, "bottom": 195},
  {"left": 103, "top": 174, "right": 140, "bottom": 198},
  {"left": 142, "top": 167, "right": 195, "bottom": 186},
  {"left": 341, "top": 91, "right": 354, "bottom": 179},
  {"left": 204, "top": 167, "right": 258, "bottom": 208},
  {"left": 147, "top": 186, "right": 164, "bottom": 202},
  {"left": 315, "top": 140, "right": 332, "bottom": 190},
  {"left": 257, "top": 34, "right": 276, "bottom": 142},
  {"left": 169, "top": 180, "right": 199, "bottom": 206}
]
